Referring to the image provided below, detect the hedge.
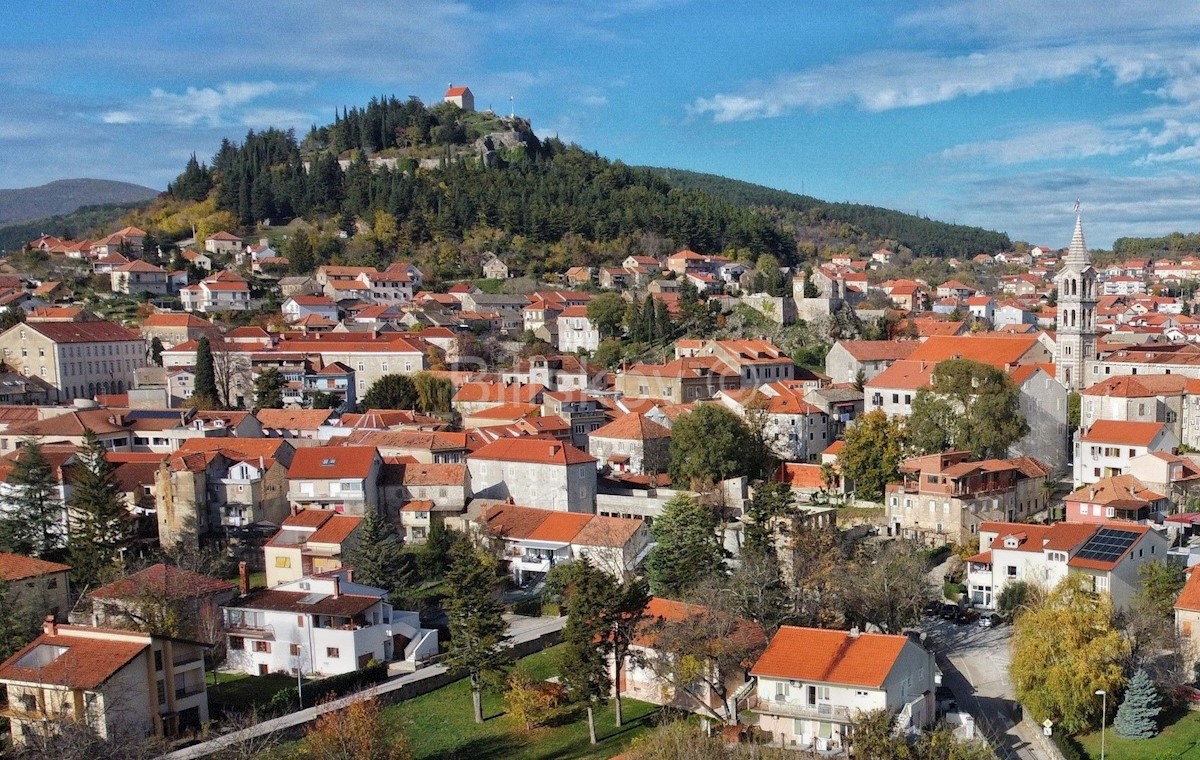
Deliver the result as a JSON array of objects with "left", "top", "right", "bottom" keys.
[{"left": 265, "top": 659, "right": 390, "bottom": 714}]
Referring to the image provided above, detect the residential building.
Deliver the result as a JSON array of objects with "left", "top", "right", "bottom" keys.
[
  {"left": 87, "top": 564, "right": 235, "bottom": 643},
  {"left": 616, "top": 597, "right": 765, "bottom": 718},
  {"left": 203, "top": 231, "right": 242, "bottom": 255},
  {"left": 718, "top": 383, "right": 831, "bottom": 463},
  {"left": 286, "top": 445, "right": 382, "bottom": 515},
  {"left": 884, "top": 451, "right": 1051, "bottom": 544},
  {"left": 542, "top": 390, "right": 607, "bottom": 448},
  {"left": 477, "top": 502, "right": 651, "bottom": 582},
  {"left": 468, "top": 437, "right": 597, "bottom": 512},
  {"left": 0, "top": 553, "right": 70, "bottom": 621},
  {"left": 0, "top": 319, "right": 146, "bottom": 400},
  {"left": 0, "top": 620, "right": 210, "bottom": 745},
  {"left": 556, "top": 306, "right": 600, "bottom": 353},
  {"left": 1063, "top": 474, "right": 1169, "bottom": 524},
  {"left": 179, "top": 272, "right": 251, "bottom": 313},
  {"left": 966, "top": 520, "right": 1167, "bottom": 609},
  {"left": 263, "top": 510, "right": 363, "bottom": 586},
  {"left": 282, "top": 295, "right": 339, "bottom": 323},
  {"left": 223, "top": 571, "right": 437, "bottom": 676},
  {"left": 1175, "top": 569, "right": 1200, "bottom": 674},
  {"left": 502, "top": 354, "right": 603, "bottom": 392},
  {"left": 139, "top": 312, "right": 216, "bottom": 350},
  {"left": 825, "top": 340, "right": 918, "bottom": 386},
  {"left": 588, "top": 413, "right": 671, "bottom": 475},
  {"left": 751, "top": 626, "right": 936, "bottom": 753},
  {"left": 110, "top": 260, "right": 169, "bottom": 295},
  {"left": 482, "top": 256, "right": 510, "bottom": 280},
  {"left": 1075, "top": 419, "right": 1178, "bottom": 486},
  {"left": 615, "top": 357, "right": 739, "bottom": 403}
]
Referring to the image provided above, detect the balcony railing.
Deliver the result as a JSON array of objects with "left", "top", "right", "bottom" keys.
[
  {"left": 175, "top": 684, "right": 206, "bottom": 700},
  {"left": 172, "top": 652, "right": 203, "bottom": 668},
  {"left": 752, "top": 699, "right": 852, "bottom": 722}
]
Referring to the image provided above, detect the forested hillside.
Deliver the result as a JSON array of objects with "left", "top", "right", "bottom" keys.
[
  {"left": 0, "top": 201, "right": 147, "bottom": 252},
  {"left": 114, "top": 94, "right": 1010, "bottom": 282},
  {"left": 1113, "top": 231, "right": 1200, "bottom": 257}
]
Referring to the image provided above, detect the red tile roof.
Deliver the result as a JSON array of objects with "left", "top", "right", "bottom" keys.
[
  {"left": 309, "top": 514, "right": 363, "bottom": 545},
  {"left": 1079, "top": 419, "right": 1167, "bottom": 447},
  {"left": 1176, "top": 568, "right": 1200, "bottom": 612},
  {"left": 0, "top": 629, "right": 149, "bottom": 690},
  {"left": 288, "top": 446, "right": 379, "bottom": 479},
  {"left": 836, "top": 340, "right": 919, "bottom": 362},
  {"left": 256, "top": 408, "right": 333, "bottom": 431},
  {"left": 91, "top": 563, "right": 233, "bottom": 600},
  {"left": 0, "top": 552, "right": 70, "bottom": 581},
  {"left": 26, "top": 321, "right": 142, "bottom": 344},
  {"left": 590, "top": 413, "right": 671, "bottom": 441},
  {"left": 469, "top": 436, "right": 596, "bottom": 465},
  {"left": 751, "top": 626, "right": 909, "bottom": 688},
  {"left": 906, "top": 334, "right": 1042, "bottom": 366}
]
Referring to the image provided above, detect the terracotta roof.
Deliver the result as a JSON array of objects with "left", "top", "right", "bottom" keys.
[
  {"left": 590, "top": 413, "right": 671, "bottom": 441},
  {"left": 1068, "top": 524, "right": 1150, "bottom": 571},
  {"left": 1065, "top": 475, "right": 1166, "bottom": 506},
  {"left": 751, "top": 626, "right": 909, "bottom": 688},
  {"left": 91, "top": 563, "right": 233, "bottom": 600},
  {"left": 906, "top": 335, "right": 1041, "bottom": 367},
  {"left": 205, "top": 230, "right": 241, "bottom": 241},
  {"left": 1176, "top": 568, "right": 1200, "bottom": 613},
  {"left": 636, "top": 597, "right": 766, "bottom": 653},
  {"left": 142, "top": 313, "right": 214, "bottom": 328},
  {"left": 0, "top": 552, "right": 70, "bottom": 581},
  {"left": 401, "top": 463, "right": 467, "bottom": 486},
  {"left": 866, "top": 359, "right": 935, "bottom": 391},
  {"left": 256, "top": 408, "right": 333, "bottom": 430},
  {"left": 571, "top": 515, "right": 645, "bottom": 548},
  {"left": 1082, "top": 374, "right": 1191, "bottom": 398},
  {"left": 979, "top": 521, "right": 1098, "bottom": 553},
  {"left": 453, "top": 381, "right": 545, "bottom": 405},
  {"left": 0, "top": 629, "right": 149, "bottom": 690},
  {"left": 445, "top": 85, "right": 470, "bottom": 96},
  {"left": 289, "top": 446, "right": 378, "bottom": 479},
  {"left": 283, "top": 509, "right": 333, "bottom": 528},
  {"left": 835, "top": 340, "right": 919, "bottom": 362},
  {"left": 25, "top": 321, "right": 142, "bottom": 344},
  {"left": 1079, "top": 419, "right": 1166, "bottom": 447},
  {"left": 526, "top": 512, "right": 593, "bottom": 543},
  {"left": 469, "top": 436, "right": 596, "bottom": 465},
  {"left": 778, "top": 463, "right": 827, "bottom": 489},
  {"left": 309, "top": 514, "right": 363, "bottom": 545}
]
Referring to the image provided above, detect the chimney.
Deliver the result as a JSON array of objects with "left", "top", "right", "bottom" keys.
[
  {"left": 238, "top": 561, "right": 250, "bottom": 596},
  {"left": 848, "top": 626, "right": 860, "bottom": 638},
  {"left": 43, "top": 615, "right": 57, "bottom": 636},
  {"left": 345, "top": 569, "right": 354, "bottom": 583},
  {"left": 332, "top": 576, "right": 341, "bottom": 599}
]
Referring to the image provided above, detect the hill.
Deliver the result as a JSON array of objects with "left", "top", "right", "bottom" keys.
[
  {"left": 647, "top": 167, "right": 1011, "bottom": 259},
  {"left": 0, "top": 178, "right": 159, "bottom": 227},
  {"left": 0, "top": 202, "right": 148, "bottom": 252}
]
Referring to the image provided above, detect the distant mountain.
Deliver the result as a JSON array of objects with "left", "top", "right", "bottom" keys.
[
  {"left": 0, "top": 179, "right": 159, "bottom": 227},
  {"left": 0, "top": 202, "right": 148, "bottom": 252},
  {"left": 645, "top": 167, "right": 1011, "bottom": 259}
]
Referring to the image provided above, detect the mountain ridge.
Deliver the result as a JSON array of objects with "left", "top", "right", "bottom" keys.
[{"left": 0, "top": 178, "right": 160, "bottom": 227}]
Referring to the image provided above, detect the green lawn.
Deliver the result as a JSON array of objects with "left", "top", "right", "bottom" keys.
[
  {"left": 209, "top": 671, "right": 306, "bottom": 710},
  {"left": 284, "top": 645, "right": 663, "bottom": 760},
  {"left": 1077, "top": 709, "right": 1200, "bottom": 759}
]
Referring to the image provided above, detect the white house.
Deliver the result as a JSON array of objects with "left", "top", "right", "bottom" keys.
[
  {"left": 282, "top": 295, "right": 339, "bottom": 323},
  {"left": 467, "top": 437, "right": 597, "bottom": 513},
  {"left": 751, "top": 626, "right": 937, "bottom": 753},
  {"left": 556, "top": 306, "right": 601, "bottom": 354},
  {"left": 223, "top": 571, "right": 437, "bottom": 676},
  {"left": 1075, "top": 419, "right": 1178, "bottom": 486}
]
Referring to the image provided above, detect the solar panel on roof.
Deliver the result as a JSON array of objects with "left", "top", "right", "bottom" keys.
[{"left": 1075, "top": 527, "right": 1139, "bottom": 563}]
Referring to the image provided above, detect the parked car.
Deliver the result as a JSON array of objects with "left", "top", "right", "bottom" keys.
[
  {"left": 923, "top": 600, "right": 942, "bottom": 616},
  {"left": 956, "top": 608, "right": 980, "bottom": 625},
  {"left": 939, "top": 603, "right": 960, "bottom": 620},
  {"left": 979, "top": 613, "right": 1003, "bottom": 628}
]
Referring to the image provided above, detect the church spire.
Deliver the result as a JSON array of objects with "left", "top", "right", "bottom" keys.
[{"left": 1067, "top": 199, "right": 1089, "bottom": 265}]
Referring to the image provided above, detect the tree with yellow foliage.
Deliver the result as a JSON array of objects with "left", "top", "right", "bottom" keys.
[{"left": 1010, "top": 573, "right": 1127, "bottom": 733}]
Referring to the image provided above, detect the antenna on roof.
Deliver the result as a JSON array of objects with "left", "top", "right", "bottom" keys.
[{"left": 510, "top": 95, "right": 514, "bottom": 120}]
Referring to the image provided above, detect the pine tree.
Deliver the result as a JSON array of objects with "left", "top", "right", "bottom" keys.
[
  {"left": 557, "top": 559, "right": 613, "bottom": 744},
  {"left": 66, "top": 430, "right": 133, "bottom": 588},
  {"left": 345, "top": 510, "right": 416, "bottom": 603},
  {"left": 149, "top": 337, "right": 165, "bottom": 367},
  {"left": 1114, "top": 669, "right": 1161, "bottom": 739},
  {"left": 443, "top": 543, "right": 510, "bottom": 723},
  {"left": 252, "top": 367, "right": 285, "bottom": 411},
  {"left": 193, "top": 337, "right": 219, "bottom": 408},
  {"left": 0, "top": 576, "right": 37, "bottom": 661},
  {"left": 1, "top": 439, "right": 63, "bottom": 557}
]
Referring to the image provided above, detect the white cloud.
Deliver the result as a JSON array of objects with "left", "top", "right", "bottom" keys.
[
  {"left": 939, "top": 123, "right": 1138, "bottom": 165},
  {"left": 98, "top": 81, "right": 310, "bottom": 128}
]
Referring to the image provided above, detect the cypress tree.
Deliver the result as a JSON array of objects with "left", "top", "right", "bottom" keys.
[
  {"left": 194, "top": 337, "right": 218, "bottom": 408},
  {"left": 149, "top": 337, "right": 165, "bottom": 367},
  {"left": 444, "top": 543, "right": 510, "bottom": 724},
  {"left": 345, "top": 510, "right": 416, "bottom": 603},
  {"left": 66, "top": 430, "right": 133, "bottom": 588},
  {"left": 1114, "top": 669, "right": 1161, "bottom": 739}
]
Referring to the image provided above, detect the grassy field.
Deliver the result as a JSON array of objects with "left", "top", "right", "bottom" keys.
[
  {"left": 284, "top": 645, "right": 663, "bottom": 760},
  {"left": 1076, "top": 708, "right": 1200, "bottom": 759},
  {"left": 209, "top": 671, "right": 305, "bottom": 710}
]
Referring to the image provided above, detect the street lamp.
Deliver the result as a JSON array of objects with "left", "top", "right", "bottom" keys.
[{"left": 1095, "top": 689, "right": 1107, "bottom": 760}]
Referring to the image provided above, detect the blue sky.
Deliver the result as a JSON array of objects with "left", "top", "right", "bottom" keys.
[{"left": 6, "top": 1, "right": 1200, "bottom": 248}]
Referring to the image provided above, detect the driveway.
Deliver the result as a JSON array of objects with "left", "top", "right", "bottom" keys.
[{"left": 922, "top": 617, "right": 1048, "bottom": 760}]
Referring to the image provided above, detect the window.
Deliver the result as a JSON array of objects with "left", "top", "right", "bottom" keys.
[
  {"left": 326, "top": 647, "right": 340, "bottom": 658},
  {"left": 229, "top": 636, "right": 245, "bottom": 650},
  {"left": 290, "top": 644, "right": 301, "bottom": 656},
  {"left": 1079, "top": 504, "right": 1087, "bottom": 515},
  {"left": 275, "top": 556, "right": 291, "bottom": 568},
  {"left": 1006, "top": 566, "right": 1017, "bottom": 578},
  {"left": 253, "top": 640, "right": 271, "bottom": 653}
]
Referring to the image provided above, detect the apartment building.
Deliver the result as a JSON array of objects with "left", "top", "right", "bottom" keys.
[
  {"left": 0, "top": 319, "right": 147, "bottom": 400},
  {"left": 286, "top": 446, "right": 382, "bottom": 515}
]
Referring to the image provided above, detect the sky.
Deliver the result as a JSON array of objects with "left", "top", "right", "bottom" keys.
[{"left": 6, "top": 1, "right": 1200, "bottom": 248}]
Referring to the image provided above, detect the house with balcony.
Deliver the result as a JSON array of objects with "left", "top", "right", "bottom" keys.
[
  {"left": 750, "top": 626, "right": 936, "bottom": 753},
  {"left": 86, "top": 563, "right": 235, "bottom": 644},
  {"left": 0, "top": 619, "right": 210, "bottom": 746},
  {"left": 542, "top": 390, "right": 608, "bottom": 449},
  {"left": 222, "top": 571, "right": 437, "bottom": 676},
  {"left": 476, "top": 501, "right": 651, "bottom": 583},
  {"left": 884, "top": 451, "right": 1052, "bottom": 545},
  {"left": 965, "top": 520, "right": 1167, "bottom": 610},
  {"left": 286, "top": 445, "right": 382, "bottom": 516},
  {"left": 179, "top": 272, "right": 251, "bottom": 313},
  {"left": 1063, "top": 474, "right": 1169, "bottom": 525},
  {"left": 263, "top": 510, "right": 363, "bottom": 586},
  {"left": 588, "top": 412, "right": 671, "bottom": 476}
]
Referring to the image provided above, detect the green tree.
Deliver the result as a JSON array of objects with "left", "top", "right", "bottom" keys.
[
  {"left": 412, "top": 372, "right": 453, "bottom": 413},
  {"left": 838, "top": 409, "right": 907, "bottom": 501},
  {"left": 149, "top": 337, "right": 165, "bottom": 367},
  {"left": 0, "top": 439, "right": 64, "bottom": 557},
  {"left": 0, "top": 576, "right": 38, "bottom": 661},
  {"left": 1010, "top": 574, "right": 1127, "bottom": 733},
  {"left": 591, "top": 339, "right": 624, "bottom": 369},
  {"left": 1067, "top": 391, "right": 1081, "bottom": 435},
  {"left": 587, "top": 292, "right": 627, "bottom": 339},
  {"left": 359, "top": 374, "right": 418, "bottom": 411},
  {"left": 841, "top": 541, "right": 932, "bottom": 634},
  {"left": 606, "top": 578, "right": 650, "bottom": 727},
  {"left": 443, "top": 543, "right": 510, "bottom": 723},
  {"left": 193, "top": 336, "right": 219, "bottom": 408},
  {"left": 995, "top": 580, "right": 1040, "bottom": 618},
  {"left": 1137, "top": 559, "right": 1185, "bottom": 619},
  {"left": 1113, "top": 668, "right": 1162, "bottom": 739},
  {"left": 66, "top": 430, "right": 133, "bottom": 589},
  {"left": 742, "top": 481, "right": 796, "bottom": 557},
  {"left": 345, "top": 510, "right": 417, "bottom": 603},
  {"left": 907, "top": 358, "right": 1028, "bottom": 458},
  {"left": 252, "top": 367, "right": 285, "bottom": 411},
  {"left": 645, "top": 494, "right": 725, "bottom": 598},
  {"left": 667, "top": 404, "right": 755, "bottom": 487},
  {"left": 557, "top": 559, "right": 613, "bottom": 744}
]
